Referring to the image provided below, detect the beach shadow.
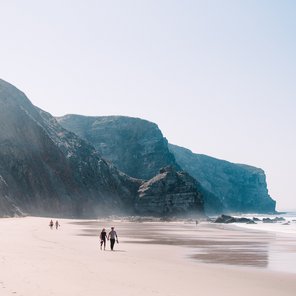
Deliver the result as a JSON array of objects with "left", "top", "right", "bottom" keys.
[{"left": 103, "top": 250, "right": 126, "bottom": 252}]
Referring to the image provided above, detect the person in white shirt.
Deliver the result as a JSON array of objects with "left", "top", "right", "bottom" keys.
[{"left": 107, "top": 227, "right": 118, "bottom": 251}]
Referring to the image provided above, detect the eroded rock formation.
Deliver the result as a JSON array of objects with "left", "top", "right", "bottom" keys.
[{"left": 135, "top": 166, "right": 204, "bottom": 217}]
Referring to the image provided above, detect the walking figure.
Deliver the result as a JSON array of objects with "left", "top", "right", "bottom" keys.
[
  {"left": 55, "top": 220, "right": 60, "bottom": 230},
  {"left": 100, "top": 228, "right": 107, "bottom": 250},
  {"left": 107, "top": 227, "right": 119, "bottom": 251},
  {"left": 49, "top": 220, "right": 54, "bottom": 230}
]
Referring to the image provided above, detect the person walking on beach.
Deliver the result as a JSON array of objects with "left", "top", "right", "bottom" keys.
[
  {"left": 55, "top": 220, "right": 60, "bottom": 230},
  {"left": 100, "top": 228, "right": 107, "bottom": 250},
  {"left": 49, "top": 220, "right": 54, "bottom": 230},
  {"left": 107, "top": 227, "right": 118, "bottom": 251}
]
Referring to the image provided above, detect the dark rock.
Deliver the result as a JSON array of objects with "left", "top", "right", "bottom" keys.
[
  {"left": 235, "top": 217, "right": 253, "bottom": 223},
  {"left": 262, "top": 217, "right": 285, "bottom": 223},
  {"left": 253, "top": 217, "right": 261, "bottom": 221},
  {"left": 214, "top": 214, "right": 252, "bottom": 224},
  {"left": 273, "top": 217, "right": 285, "bottom": 222},
  {"left": 225, "top": 217, "right": 237, "bottom": 223},
  {"left": 135, "top": 166, "right": 204, "bottom": 217},
  {"left": 214, "top": 215, "right": 234, "bottom": 223},
  {"left": 247, "top": 220, "right": 256, "bottom": 224},
  {"left": 262, "top": 218, "right": 275, "bottom": 223}
]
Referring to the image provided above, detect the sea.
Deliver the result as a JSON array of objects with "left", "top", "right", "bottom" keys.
[
  {"left": 232, "top": 211, "right": 296, "bottom": 234},
  {"left": 231, "top": 211, "right": 296, "bottom": 274}
]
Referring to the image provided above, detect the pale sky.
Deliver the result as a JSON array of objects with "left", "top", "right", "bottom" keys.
[{"left": 0, "top": 0, "right": 295, "bottom": 211}]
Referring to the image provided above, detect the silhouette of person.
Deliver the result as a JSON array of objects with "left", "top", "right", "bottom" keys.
[
  {"left": 107, "top": 227, "right": 118, "bottom": 251},
  {"left": 100, "top": 228, "right": 107, "bottom": 250},
  {"left": 49, "top": 220, "right": 54, "bottom": 230},
  {"left": 55, "top": 220, "right": 60, "bottom": 230}
]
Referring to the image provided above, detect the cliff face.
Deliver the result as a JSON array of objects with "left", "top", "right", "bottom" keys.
[
  {"left": 58, "top": 114, "right": 276, "bottom": 214},
  {"left": 135, "top": 166, "right": 204, "bottom": 217},
  {"left": 169, "top": 144, "right": 276, "bottom": 214},
  {"left": 0, "top": 79, "right": 141, "bottom": 217},
  {"left": 0, "top": 79, "right": 205, "bottom": 218},
  {"left": 0, "top": 79, "right": 275, "bottom": 216},
  {"left": 57, "top": 115, "right": 180, "bottom": 180}
]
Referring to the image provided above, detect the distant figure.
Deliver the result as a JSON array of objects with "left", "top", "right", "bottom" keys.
[
  {"left": 195, "top": 220, "right": 199, "bottom": 226},
  {"left": 100, "top": 228, "right": 107, "bottom": 250},
  {"left": 49, "top": 220, "right": 54, "bottom": 230},
  {"left": 107, "top": 227, "right": 119, "bottom": 251},
  {"left": 55, "top": 220, "right": 60, "bottom": 230}
]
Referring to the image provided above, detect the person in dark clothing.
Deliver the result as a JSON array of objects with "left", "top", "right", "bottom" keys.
[
  {"left": 49, "top": 220, "right": 54, "bottom": 230},
  {"left": 100, "top": 228, "right": 107, "bottom": 250},
  {"left": 107, "top": 227, "right": 118, "bottom": 251}
]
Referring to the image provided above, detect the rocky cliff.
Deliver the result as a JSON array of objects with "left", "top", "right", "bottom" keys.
[
  {"left": 58, "top": 114, "right": 275, "bottom": 214},
  {"left": 169, "top": 144, "right": 276, "bottom": 214},
  {"left": 0, "top": 79, "right": 206, "bottom": 218},
  {"left": 0, "top": 79, "right": 141, "bottom": 217},
  {"left": 57, "top": 115, "right": 180, "bottom": 180},
  {"left": 0, "top": 79, "right": 275, "bottom": 216},
  {"left": 135, "top": 166, "right": 204, "bottom": 216}
]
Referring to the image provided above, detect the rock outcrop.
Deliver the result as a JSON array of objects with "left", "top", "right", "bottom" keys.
[
  {"left": 135, "top": 166, "right": 204, "bottom": 217},
  {"left": 262, "top": 217, "right": 285, "bottom": 223},
  {"left": 0, "top": 79, "right": 141, "bottom": 217},
  {"left": 57, "top": 115, "right": 180, "bottom": 180},
  {"left": 214, "top": 215, "right": 253, "bottom": 224},
  {"left": 169, "top": 144, "right": 276, "bottom": 214},
  {"left": 214, "top": 215, "right": 286, "bottom": 224}
]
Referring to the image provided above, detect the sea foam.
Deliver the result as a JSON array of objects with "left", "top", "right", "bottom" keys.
[{"left": 233, "top": 212, "right": 296, "bottom": 235}]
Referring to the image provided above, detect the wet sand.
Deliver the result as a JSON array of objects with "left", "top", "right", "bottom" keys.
[
  {"left": 78, "top": 219, "right": 296, "bottom": 271},
  {"left": 0, "top": 217, "right": 295, "bottom": 296}
]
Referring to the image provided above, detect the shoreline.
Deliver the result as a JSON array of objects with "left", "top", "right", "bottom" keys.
[{"left": 0, "top": 217, "right": 295, "bottom": 296}]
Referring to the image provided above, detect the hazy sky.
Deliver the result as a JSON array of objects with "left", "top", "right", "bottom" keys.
[{"left": 0, "top": 0, "right": 295, "bottom": 210}]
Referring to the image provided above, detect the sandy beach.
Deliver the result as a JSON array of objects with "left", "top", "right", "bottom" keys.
[{"left": 0, "top": 217, "right": 295, "bottom": 296}]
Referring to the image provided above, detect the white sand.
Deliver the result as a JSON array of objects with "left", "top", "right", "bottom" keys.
[{"left": 0, "top": 217, "right": 295, "bottom": 296}]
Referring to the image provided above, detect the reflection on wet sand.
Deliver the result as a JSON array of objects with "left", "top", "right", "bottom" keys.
[{"left": 71, "top": 220, "right": 296, "bottom": 271}]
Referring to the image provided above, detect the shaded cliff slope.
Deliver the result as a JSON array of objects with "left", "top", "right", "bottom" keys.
[
  {"left": 57, "top": 115, "right": 180, "bottom": 180},
  {"left": 0, "top": 79, "right": 141, "bottom": 217},
  {"left": 169, "top": 144, "right": 276, "bottom": 213}
]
